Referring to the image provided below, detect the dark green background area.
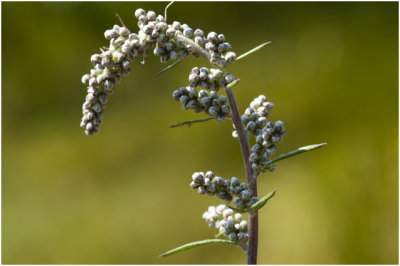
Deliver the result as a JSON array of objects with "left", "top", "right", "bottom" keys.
[{"left": 2, "top": 2, "right": 398, "bottom": 264}]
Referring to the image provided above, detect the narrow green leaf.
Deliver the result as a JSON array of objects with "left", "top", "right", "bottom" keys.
[
  {"left": 168, "top": 117, "right": 215, "bottom": 128},
  {"left": 157, "top": 58, "right": 182, "bottom": 75},
  {"left": 266, "top": 143, "right": 327, "bottom": 165},
  {"left": 250, "top": 190, "right": 276, "bottom": 212},
  {"left": 226, "top": 79, "right": 240, "bottom": 89},
  {"left": 227, "top": 205, "right": 246, "bottom": 213},
  {"left": 236, "top": 41, "right": 271, "bottom": 61},
  {"left": 159, "top": 239, "right": 237, "bottom": 257},
  {"left": 164, "top": 1, "right": 175, "bottom": 22}
]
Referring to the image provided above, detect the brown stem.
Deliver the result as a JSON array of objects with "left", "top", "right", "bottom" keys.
[{"left": 224, "top": 83, "right": 258, "bottom": 264}]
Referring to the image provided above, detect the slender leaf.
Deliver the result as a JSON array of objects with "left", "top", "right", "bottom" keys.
[
  {"left": 168, "top": 117, "right": 215, "bottom": 128},
  {"left": 236, "top": 41, "right": 271, "bottom": 61},
  {"left": 157, "top": 58, "right": 182, "bottom": 75},
  {"left": 160, "top": 239, "right": 237, "bottom": 257},
  {"left": 164, "top": 1, "right": 175, "bottom": 22},
  {"left": 249, "top": 190, "right": 276, "bottom": 212},
  {"left": 227, "top": 205, "right": 246, "bottom": 213},
  {"left": 266, "top": 143, "right": 327, "bottom": 165},
  {"left": 226, "top": 79, "right": 240, "bottom": 89}
]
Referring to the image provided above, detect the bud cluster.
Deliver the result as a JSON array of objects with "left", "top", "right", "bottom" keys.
[
  {"left": 81, "top": 8, "right": 239, "bottom": 135},
  {"left": 233, "top": 95, "right": 274, "bottom": 138},
  {"left": 81, "top": 24, "right": 141, "bottom": 135},
  {"left": 134, "top": 8, "right": 236, "bottom": 67},
  {"left": 190, "top": 171, "right": 232, "bottom": 201},
  {"left": 172, "top": 86, "right": 231, "bottom": 122},
  {"left": 189, "top": 67, "right": 235, "bottom": 91},
  {"left": 202, "top": 205, "right": 249, "bottom": 245},
  {"left": 190, "top": 172, "right": 259, "bottom": 211},
  {"left": 203, "top": 31, "right": 237, "bottom": 67},
  {"left": 250, "top": 121, "right": 286, "bottom": 174},
  {"left": 135, "top": 8, "right": 189, "bottom": 62}
]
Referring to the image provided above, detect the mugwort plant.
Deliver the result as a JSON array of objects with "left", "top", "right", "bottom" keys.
[{"left": 80, "top": 3, "right": 325, "bottom": 264}]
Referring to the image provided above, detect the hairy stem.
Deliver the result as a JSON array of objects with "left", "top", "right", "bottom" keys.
[
  {"left": 224, "top": 83, "right": 258, "bottom": 264},
  {"left": 175, "top": 33, "right": 211, "bottom": 62}
]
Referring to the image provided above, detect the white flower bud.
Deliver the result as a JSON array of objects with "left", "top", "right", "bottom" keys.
[
  {"left": 234, "top": 213, "right": 243, "bottom": 221},
  {"left": 239, "top": 220, "right": 248, "bottom": 232},
  {"left": 119, "top": 27, "right": 130, "bottom": 38},
  {"left": 172, "top": 21, "right": 181, "bottom": 30},
  {"left": 194, "top": 36, "right": 204, "bottom": 46},
  {"left": 190, "top": 181, "right": 200, "bottom": 189},
  {"left": 192, "top": 172, "right": 204, "bottom": 183},
  {"left": 204, "top": 177, "right": 211, "bottom": 186},
  {"left": 205, "top": 42, "right": 217, "bottom": 52},
  {"left": 223, "top": 208, "right": 233, "bottom": 218},
  {"left": 81, "top": 74, "right": 90, "bottom": 85},
  {"left": 146, "top": 10, "right": 156, "bottom": 21},
  {"left": 135, "top": 8, "right": 146, "bottom": 18},
  {"left": 215, "top": 204, "right": 225, "bottom": 214}
]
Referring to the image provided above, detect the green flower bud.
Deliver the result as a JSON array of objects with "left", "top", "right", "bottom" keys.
[
  {"left": 230, "top": 177, "right": 240, "bottom": 188},
  {"left": 224, "top": 220, "right": 235, "bottom": 232},
  {"left": 238, "top": 233, "right": 248, "bottom": 244},
  {"left": 207, "top": 32, "right": 218, "bottom": 43},
  {"left": 229, "top": 233, "right": 238, "bottom": 242},
  {"left": 240, "top": 189, "right": 252, "bottom": 201},
  {"left": 183, "top": 28, "right": 194, "bottom": 38}
]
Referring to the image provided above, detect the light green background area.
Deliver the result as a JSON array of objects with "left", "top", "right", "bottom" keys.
[{"left": 2, "top": 2, "right": 398, "bottom": 264}]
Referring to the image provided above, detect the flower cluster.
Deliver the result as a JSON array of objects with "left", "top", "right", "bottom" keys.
[
  {"left": 203, "top": 32, "right": 237, "bottom": 67},
  {"left": 232, "top": 95, "right": 286, "bottom": 174},
  {"left": 80, "top": 25, "right": 141, "bottom": 135},
  {"left": 250, "top": 121, "right": 286, "bottom": 174},
  {"left": 233, "top": 95, "right": 274, "bottom": 138},
  {"left": 81, "top": 8, "right": 238, "bottom": 135},
  {"left": 172, "top": 87, "right": 231, "bottom": 122},
  {"left": 202, "top": 205, "right": 249, "bottom": 245},
  {"left": 190, "top": 172, "right": 258, "bottom": 211},
  {"left": 135, "top": 9, "right": 190, "bottom": 62},
  {"left": 135, "top": 8, "right": 236, "bottom": 67},
  {"left": 189, "top": 67, "right": 235, "bottom": 91},
  {"left": 190, "top": 171, "right": 232, "bottom": 201}
]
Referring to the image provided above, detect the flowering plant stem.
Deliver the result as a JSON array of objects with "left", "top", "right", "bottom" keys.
[
  {"left": 80, "top": 3, "right": 326, "bottom": 263},
  {"left": 224, "top": 82, "right": 258, "bottom": 264}
]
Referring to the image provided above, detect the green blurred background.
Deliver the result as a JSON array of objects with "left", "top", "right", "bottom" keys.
[{"left": 2, "top": 1, "right": 398, "bottom": 264}]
